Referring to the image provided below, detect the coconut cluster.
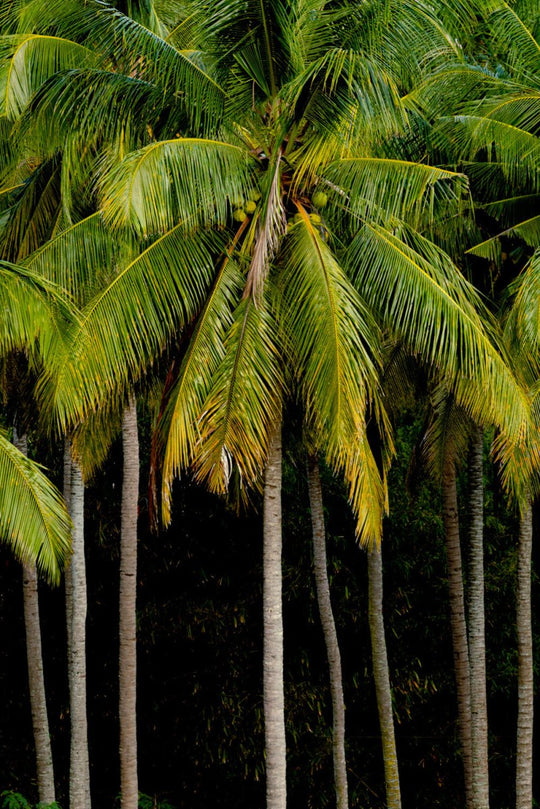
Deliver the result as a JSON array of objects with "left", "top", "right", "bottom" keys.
[{"left": 232, "top": 189, "right": 262, "bottom": 221}]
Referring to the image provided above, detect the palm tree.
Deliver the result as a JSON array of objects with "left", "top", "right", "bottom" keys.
[{"left": 413, "top": 5, "right": 540, "bottom": 803}]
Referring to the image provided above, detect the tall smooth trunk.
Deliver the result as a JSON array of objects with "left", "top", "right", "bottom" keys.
[
  {"left": 16, "top": 432, "right": 56, "bottom": 805},
  {"left": 263, "top": 421, "right": 286, "bottom": 809},
  {"left": 119, "top": 399, "right": 139, "bottom": 809},
  {"left": 65, "top": 447, "right": 91, "bottom": 809},
  {"left": 468, "top": 429, "right": 489, "bottom": 809},
  {"left": 515, "top": 498, "right": 533, "bottom": 809},
  {"left": 442, "top": 461, "right": 473, "bottom": 809},
  {"left": 368, "top": 546, "right": 401, "bottom": 809},
  {"left": 306, "top": 456, "right": 348, "bottom": 809}
]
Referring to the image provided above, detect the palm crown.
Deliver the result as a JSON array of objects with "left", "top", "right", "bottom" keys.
[{"left": 0, "top": 0, "right": 530, "bottom": 544}]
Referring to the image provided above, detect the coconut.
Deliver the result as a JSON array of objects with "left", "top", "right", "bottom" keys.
[{"left": 311, "top": 190, "right": 328, "bottom": 209}]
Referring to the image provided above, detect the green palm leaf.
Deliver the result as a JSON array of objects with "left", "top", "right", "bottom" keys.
[
  {"left": 325, "top": 157, "right": 467, "bottom": 228},
  {"left": 0, "top": 34, "right": 95, "bottom": 119},
  {"left": 43, "top": 227, "right": 223, "bottom": 429},
  {"left": 278, "top": 209, "right": 378, "bottom": 444},
  {"left": 346, "top": 222, "right": 528, "bottom": 437},
  {"left": 194, "top": 294, "right": 283, "bottom": 496},
  {"left": 100, "top": 138, "right": 252, "bottom": 236},
  {"left": 160, "top": 240, "right": 246, "bottom": 522},
  {"left": 0, "top": 429, "right": 70, "bottom": 583}
]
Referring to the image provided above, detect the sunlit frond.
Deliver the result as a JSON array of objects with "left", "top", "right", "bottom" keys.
[
  {"left": 43, "top": 228, "right": 224, "bottom": 429},
  {"left": 278, "top": 208, "right": 379, "bottom": 443},
  {"left": 325, "top": 157, "right": 467, "bottom": 229},
  {"left": 0, "top": 34, "right": 95, "bottom": 119},
  {"left": 346, "top": 222, "right": 529, "bottom": 438},
  {"left": 0, "top": 429, "right": 70, "bottom": 583},
  {"left": 194, "top": 295, "right": 283, "bottom": 496},
  {"left": 160, "top": 242, "right": 245, "bottom": 522},
  {"left": 100, "top": 138, "right": 253, "bottom": 236},
  {"left": 23, "top": 212, "right": 118, "bottom": 304}
]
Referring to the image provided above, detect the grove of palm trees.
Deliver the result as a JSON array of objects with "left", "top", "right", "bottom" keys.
[{"left": 0, "top": 0, "right": 538, "bottom": 807}]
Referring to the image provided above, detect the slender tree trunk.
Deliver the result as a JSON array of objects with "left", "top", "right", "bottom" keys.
[
  {"left": 16, "top": 431, "right": 56, "bottom": 805},
  {"left": 65, "top": 447, "right": 91, "bottom": 809},
  {"left": 306, "top": 456, "right": 348, "bottom": 809},
  {"left": 368, "top": 545, "right": 402, "bottom": 809},
  {"left": 468, "top": 429, "right": 489, "bottom": 809},
  {"left": 515, "top": 498, "right": 533, "bottom": 809},
  {"left": 442, "top": 460, "right": 473, "bottom": 809},
  {"left": 263, "top": 420, "right": 286, "bottom": 809},
  {"left": 119, "top": 398, "right": 139, "bottom": 809}
]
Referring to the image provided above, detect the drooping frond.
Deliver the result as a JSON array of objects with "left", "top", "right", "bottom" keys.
[
  {"left": 421, "top": 384, "right": 474, "bottom": 480},
  {"left": 505, "top": 249, "right": 540, "bottom": 372},
  {"left": 483, "top": 2, "right": 540, "bottom": 78},
  {"left": 15, "top": 0, "right": 225, "bottom": 131},
  {"left": 345, "top": 222, "right": 529, "bottom": 439},
  {"left": 0, "top": 429, "right": 70, "bottom": 583},
  {"left": 0, "top": 34, "right": 96, "bottom": 119},
  {"left": 18, "top": 69, "right": 167, "bottom": 154},
  {"left": 325, "top": 157, "right": 467, "bottom": 229},
  {"left": 193, "top": 294, "right": 283, "bottom": 497},
  {"left": 0, "top": 156, "right": 62, "bottom": 261},
  {"left": 160, "top": 238, "right": 246, "bottom": 522},
  {"left": 440, "top": 114, "right": 540, "bottom": 189},
  {"left": 467, "top": 214, "right": 540, "bottom": 260},
  {"left": 23, "top": 212, "right": 118, "bottom": 304},
  {"left": 277, "top": 208, "right": 379, "bottom": 445},
  {"left": 100, "top": 138, "right": 253, "bottom": 236},
  {"left": 42, "top": 227, "right": 224, "bottom": 429},
  {"left": 0, "top": 258, "right": 73, "bottom": 366},
  {"left": 338, "top": 426, "right": 388, "bottom": 548}
]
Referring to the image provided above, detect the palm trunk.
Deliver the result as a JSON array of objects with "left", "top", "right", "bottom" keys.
[
  {"left": 16, "top": 431, "right": 56, "bottom": 805},
  {"left": 119, "top": 398, "right": 139, "bottom": 809},
  {"left": 65, "top": 447, "right": 91, "bottom": 809},
  {"left": 468, "top": 429, "right": 489, "bottom": 809},
  {"left": 368, "top": 546, "right": 401, "bottom": 809},
  {"left": 515, "top": 498, "right": 533, "bottom": 809},
  {"left": 442, "top": 460, "right": 473, "bottom": 809},
  {"left": 263, "top": 420, "right": 286, "bottom": 809},
  {"left": 306, "top": 456, "right": 348, "bottom": 809}
]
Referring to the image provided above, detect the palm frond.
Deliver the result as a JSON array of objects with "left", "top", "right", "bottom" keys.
[
  {"left": 100, "top": 138, "right": 252, "bottom": 236},
  {"left": 441, "top": 114, "right": 540, "bottom": 188},
  {"left": 160, "top": 238, "right": 246, "bottom": 522},
  {"left": 467, "top": 214, "right": 540, "bottom": 259},
  {"left": 16, "top": 0, "right": 225, "bottom": 131},
  {"left": 243, "top": 153, "right": 285, "bottom": 303},
  {"left": 0, "top": 429, "right": 70, "bottom": 583},
  {"left": 193, "top": 294, "right": 283, "bottom": 496},
  {"left": 0, "top": 34, "right": 96, "bottom": 119},
  {"left": 484, "top": 3, "right": 540, "bottom": 78},
  {"left": 42, "top": 227, "right": 223, "bottom": 429},
  {"left": 325, "top": 157, "right": 467, "bottom": 229},
  {"left": 0, "top": 156, "right": 62, "bottom": 261},
  {"left": 505, "top": 249, "right": 540, "bottom": 370},
  {"left": 23, "top": 212, "right": 118, "bottom": 304},
  {"left": 421, "top": 385, "right": 474, "bottom": 480},
  {"left": 277, "top": 208, "right": 379, "bottom": 444},
  {"left": 346, "top": 222, "right": 529, "bottom": 438}
]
